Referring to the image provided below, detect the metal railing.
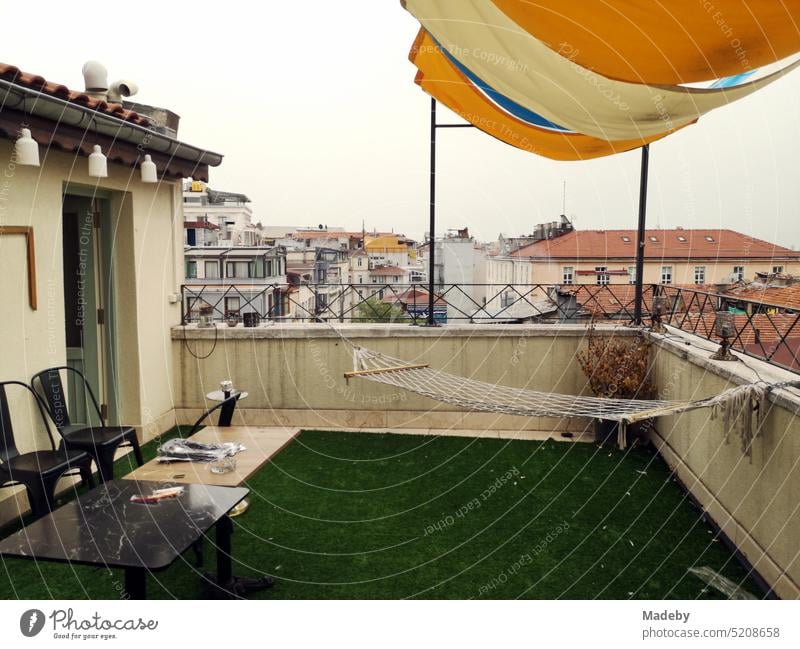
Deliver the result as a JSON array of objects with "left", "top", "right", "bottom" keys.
[
  {"left": 180, "top": 282, "right": 800, "bottom": 371},
  {"left": 656, "top": 285, "right": 800, "bottom": 371},
  {"left": 180, "top": 283, "right": 659, "bottom": 325}
]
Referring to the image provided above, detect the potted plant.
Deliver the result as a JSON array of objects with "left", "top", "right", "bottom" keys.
[
  {"left": 577, "top": 323, "right": 657, "bottom": 446},
  {"left": 197, "top": 304, "right": 214, "bottom": 328}
]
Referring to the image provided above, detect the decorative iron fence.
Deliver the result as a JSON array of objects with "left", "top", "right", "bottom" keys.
[
  {"left": 180, "top": 282, "right": 800, "bottom": 371},
  {"left": 180, "top": 283, "right": 660, "bottom": 326}
]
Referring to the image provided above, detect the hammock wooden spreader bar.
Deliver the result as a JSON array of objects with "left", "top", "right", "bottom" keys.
[
  {"left": 344, "top": 364, "right": 430, "bottom": 380},
  {"left": 346, "top": 346, "right": 800, "bottom": 453}
]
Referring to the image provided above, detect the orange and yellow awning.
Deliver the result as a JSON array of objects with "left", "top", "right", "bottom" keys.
[
  {"left": 411, "top": 29, "right": 679, "bottom": 161},
  {"left": 493, "top": 0, "right": 800, "bottom": 85},
  {"left": 403, "top": 0, "right": 800, "bottom": 160}
]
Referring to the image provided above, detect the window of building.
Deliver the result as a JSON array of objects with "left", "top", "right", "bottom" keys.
[
  {"left": 186, "top": 260, "right": 197, "bottom": 279},
  {"left": 357, "top": 257, "right": 363, "bottom": 267},
  {"left": 628, "top": 266, "right": 637, "bottom": 285},
  {"left": 694, "top": 266, "right": 706, "bottom": 285},
  {"left": 733, "top": 265, "right": 745, "bottom": 281},
  {"left": 226, "top": 261, "right": 250, "bottom": 279},
  {"left": 562, "top": 266, "right": 574, "bottom": 285},
  {"left": 595, "top": 266, "right": 609, "bottom": 286},
  {"left": 204, "top": 261, "right": 219, "bottom": 279},
  {"left": 249, "top": 258, "right": 265, "bottom": 278},
  {"left": 224, "top": 297, "right": 240, "bottom": 314},
  {"left": 661, "top": 266, "right": 673, "bottom": 285},
  {"left": 773, "top": 265, "right": 784, "bottom": 274}
]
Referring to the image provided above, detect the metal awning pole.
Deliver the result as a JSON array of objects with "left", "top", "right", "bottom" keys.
[
  {"left": 428, "top": 97, "right": 437, "bottom": 325},
  {"left": 634, "top": 144, "right": 650, "bottom": 325}
]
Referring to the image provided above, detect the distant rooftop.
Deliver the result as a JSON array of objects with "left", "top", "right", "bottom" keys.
[
  {"left": 512, "top": 229, "right": 800, "bottom": 260},
  {"left": 206, "top": 188, "right": 250, "bottom": 204}
]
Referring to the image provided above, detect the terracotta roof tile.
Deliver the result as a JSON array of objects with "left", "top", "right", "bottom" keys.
[
  {"left": 570, "top": 284, "right": 729, "bottom": 317},
  {"left": 184, "top": 221, "right": 219, "bottom": 231},
  {"left": 0, "top": 62, "right": 151, "bottom": 127},
  {"left": 385, "top": 288, "right": 447, "bottom": 306},
  {"left": 677, "top": 313, "right": 800, "bottom": 345},
  {"left": 724, "top": 283, "right": 800, "bottom": 310},
  {"left": 512, "top": 229, "right": 800, "bottom": 260}
]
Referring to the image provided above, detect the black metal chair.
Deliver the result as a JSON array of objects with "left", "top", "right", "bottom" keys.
[
  {"left": 0, "top": 381, "right": 94, "bottom": 519},
  {"left": 31, "top": 367, "right": 143, "bottom": 482}
]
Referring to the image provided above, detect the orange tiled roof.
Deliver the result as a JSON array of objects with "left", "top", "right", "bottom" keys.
[
  {"left": 512, "top": 229, "right": 800, "bottom": 260},
  {"left": 724, "top": 283, "right": 800, "bottom": 310},
  {"left": 568, "top": 284, "right": 725, "bottom": 317},
  {"left": 0, "top": 63, "right": 151, "bottom": 127},
  {"left": 385, "top": 288, "right": 447, "bottom": 306},
  {"left": 678, "top": 312, "right": 800, "bottom": 345},
  {"left": 184, "top": 221, "right": 219, "bottom": 231}
]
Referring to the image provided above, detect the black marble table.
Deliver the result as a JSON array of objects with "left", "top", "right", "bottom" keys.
[{"left": 0, "top": 479, "right": 248, "bottom": 599}]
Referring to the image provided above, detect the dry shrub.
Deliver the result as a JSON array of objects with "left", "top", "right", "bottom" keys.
[{"left": 577, "top": 324, "right": 656, "bottom": 400}]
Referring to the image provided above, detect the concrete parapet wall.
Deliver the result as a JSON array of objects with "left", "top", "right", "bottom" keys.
[
  {"left": 171, "top": 323, "right": 609, "bottom": 433},
  {"left": 649, "top": 330, "right": 800, "bottom": 599}
]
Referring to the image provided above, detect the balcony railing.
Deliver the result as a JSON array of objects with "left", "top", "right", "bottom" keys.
[{"left": 180, "top": 282, "right": 800, "bottom": 372}]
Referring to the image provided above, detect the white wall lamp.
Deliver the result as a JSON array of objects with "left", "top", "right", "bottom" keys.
[
  {"left": 88, "top": 145, "right": 108, "bottom": 178},
  {"left": 15, "top": 128, "right": 40, "bottom": 166},
  {"left": 140, "top": 154, "right": 157, "bottom": 183}
]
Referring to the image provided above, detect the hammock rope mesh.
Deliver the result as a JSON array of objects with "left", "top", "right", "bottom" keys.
[{"left": 347, "top": 347, "right": 800, "bottom": 452}]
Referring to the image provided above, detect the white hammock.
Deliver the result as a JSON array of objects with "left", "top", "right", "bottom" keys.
[{"left": 346, "top": 347, "right": 799, "bottom": 452}]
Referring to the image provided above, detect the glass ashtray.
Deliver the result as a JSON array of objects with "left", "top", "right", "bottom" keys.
[{"left": 208, "top": 456, "right": 237, "bottom": 475}]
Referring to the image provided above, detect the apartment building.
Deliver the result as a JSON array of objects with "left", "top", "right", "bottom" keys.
[
  {"left": 184, "top": 246, "right": 288, "bottom": 320},
  {"left": 183, "top": 181, "right": 263, "bottom": 247},
  {"left": 511, "top": 228, "right": 800, "bottom": 286}
]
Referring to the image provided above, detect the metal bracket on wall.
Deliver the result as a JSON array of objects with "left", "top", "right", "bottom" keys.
[{"left": 0, "top": 225, "right": 37, "bottom": 310}]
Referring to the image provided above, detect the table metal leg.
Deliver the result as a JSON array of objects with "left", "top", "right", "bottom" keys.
[
  {"left": 124, "top": 567, "right": 146, "bottom": 600},
  {"left": 216, "top": 514, "right": 233, "bottom": 585},
  {"left": 203, "top": 514, "right": 274, "bottom": 598}
]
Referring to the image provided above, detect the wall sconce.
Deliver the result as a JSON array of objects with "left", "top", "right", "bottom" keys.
[
  {"left": 140, "top": 154, "right": 157, "bottom": 183},
  {"left": 15, "top": 128, "right": 40, "bottom": 166},
  {"left": 650, "top": 295, "right": 668, "bottom": 334},
  {"left": 88, "top": 145, "right": 107, "bottom": 178},
  {"left": 710, "top": 311, "right": 739, "bottom": 361}
]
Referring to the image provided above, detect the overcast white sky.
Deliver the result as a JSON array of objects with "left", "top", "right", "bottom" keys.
[{"left": 6, "top": 1, "right": 800, "bottom": 247}]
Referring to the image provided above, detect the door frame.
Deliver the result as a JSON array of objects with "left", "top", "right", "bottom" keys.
[{"left": 62, "top": 186, "right": 120, "bottom": 425}]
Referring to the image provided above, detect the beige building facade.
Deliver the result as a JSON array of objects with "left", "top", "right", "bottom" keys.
[
  {"left": 0, "top": 62, "right": 221, "bottom": 517},
  {"left": 511, "top": 229, "right": 800, "bottom": 287}
]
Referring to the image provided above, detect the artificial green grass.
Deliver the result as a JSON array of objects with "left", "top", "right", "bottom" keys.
[{"left": 0, "top": 429, "right": 762, "bottom": 599}]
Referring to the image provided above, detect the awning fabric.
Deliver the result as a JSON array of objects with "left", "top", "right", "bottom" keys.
[
  {"left": 404, "top": 0, "right": 800, "bottom": 141},
  {"left": 491, "top": 0, "right": 800, "bottom": 85},
  {"left": 410, "top": 29, "right": 680, "bottom": 161}
]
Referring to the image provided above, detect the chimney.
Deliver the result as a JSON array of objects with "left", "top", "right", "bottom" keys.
[{"left": 82, "top": 61, "right": 109, "bottom": 100}]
